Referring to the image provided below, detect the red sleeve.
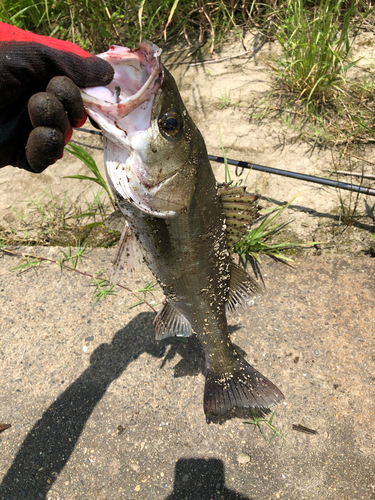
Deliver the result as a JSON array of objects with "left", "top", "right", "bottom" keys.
[
  {"left": 0, "top": 22, "right": 113, "bottom": 93},
  {"left": 0, "top": 22, "right": 94, "bottom": 58}
]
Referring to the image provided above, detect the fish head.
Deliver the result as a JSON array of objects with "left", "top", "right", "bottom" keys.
[{"left": 81, "top": 44, "right": 201, "bottom": 218}]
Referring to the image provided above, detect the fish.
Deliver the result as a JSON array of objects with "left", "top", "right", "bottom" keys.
[{"left": 81, "top": 43, "right": 284, "bottom": 416}]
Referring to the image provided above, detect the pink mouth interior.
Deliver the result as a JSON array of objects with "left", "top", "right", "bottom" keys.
[{"left": 83, "top": 44, "right": 163, "bottom": 126}]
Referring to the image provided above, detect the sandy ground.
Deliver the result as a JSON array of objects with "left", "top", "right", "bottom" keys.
[
  {"left": 0, "top": 31, "right": 375, "bottom": 253},
  {"left": 0, "top": 31, "right": 375, "bottom": 500}
]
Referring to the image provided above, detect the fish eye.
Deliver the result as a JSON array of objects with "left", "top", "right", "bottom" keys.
[{"left": 159, "top": 110, "right": 182, "bottom": 137}]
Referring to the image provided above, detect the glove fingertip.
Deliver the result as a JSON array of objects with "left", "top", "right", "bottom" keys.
[
  {"left": 79, "top": 57, "right": 114, "bottom": 87},
  {"left": 46, "top": 76, "right": 85, "bottom": 126},
  {"left": 26, "top": 126, "right": 65, "bottom": 173}
]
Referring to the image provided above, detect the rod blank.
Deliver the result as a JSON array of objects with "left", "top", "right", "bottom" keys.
[{"left": 208, "top": 155, "right": 375, "bottom": 197}]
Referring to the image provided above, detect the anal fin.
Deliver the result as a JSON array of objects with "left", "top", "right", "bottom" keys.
[
  {"left": 226, "top": 261, "right": 261, "bottom": 315},
  {"left": 153, "top": 300, "right": 193, "bottom": 340}
]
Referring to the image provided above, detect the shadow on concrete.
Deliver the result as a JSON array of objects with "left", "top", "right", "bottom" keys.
[
  {"left": 260, "top": 194, "right": 375, "bottom": 234},
  {"left": 0, "top": 312, "right": 259, "bottom": 498},
  {"left": 164, "top": 458, "right": 252, "bottom": 500},
  {"left": 159, "top": 331, "right": 246, "bottom": 380},
  {"left": 0, "top": 312, "right": 164, "bottom": 499}
]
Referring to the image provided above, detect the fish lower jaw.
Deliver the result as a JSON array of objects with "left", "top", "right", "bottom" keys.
[
  {"left": 108, "top": 165, "right": 179, "bottom": 218},
  {"left": 121, "top": 173, "right": 190, "bottom": 217}
]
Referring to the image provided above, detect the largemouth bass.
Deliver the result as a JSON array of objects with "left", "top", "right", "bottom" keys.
[{"left": 81, "top": 44, "right": 284, "bottom": 415}]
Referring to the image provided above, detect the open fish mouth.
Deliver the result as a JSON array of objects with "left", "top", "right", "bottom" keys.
[
  {"left": 81, "top": 43, "right": 163, "bottom": 125},
  {"left": 80, "top": 43, "right": 185, "bottom": 217}
]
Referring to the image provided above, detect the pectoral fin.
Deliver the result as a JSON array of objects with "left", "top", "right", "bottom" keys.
[
  {"left": 105, "top": 210, "right": 144, "bottom": 283},
  {"left": 104, "top": 209, "right": 126, "bottom": 232},
  {"left": 153, "top": 300, "right": 192, "bottom": 340}
]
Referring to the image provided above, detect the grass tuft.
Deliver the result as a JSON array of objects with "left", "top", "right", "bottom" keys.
[
  {"left": 233, "top": 196, "right": 320, "bottom": 262},
  {"left": 273, "top": 0, "right": 368, "bottom": 109},
  {"left": 0, "top": 0, "right": 271, "bottom": 52}
]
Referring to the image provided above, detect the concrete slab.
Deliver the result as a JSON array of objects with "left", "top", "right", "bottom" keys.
[{"left": 0, "top": 249, "right": 374, "bottom": 499}]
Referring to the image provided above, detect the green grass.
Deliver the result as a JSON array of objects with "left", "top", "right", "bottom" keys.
[
  {"left": 2, "top": 244, "right": 160, "bottom": 308},
  {"left": 257, "top": 0, "right": 375, "bottom": 147},
  {"left": 233, "top": 195, "right": 319, "bottom": 262},
  {"left": 0, "top": 185, "right": 117, "bottom": 247},
  {"left": 244, "top": 410, "right": 288, "bottom": 448},
  {"left": 273, "top": 0, "right": 367, "bottom": 109},
  {"left": 0, "top": 0, "right": 273, "bottom": 52},
  {"left": 5, "top": 0, "right": 370, "bottom": 53},
  {"left": 65, "top": 143, "right": 115, "bottom": 211}
]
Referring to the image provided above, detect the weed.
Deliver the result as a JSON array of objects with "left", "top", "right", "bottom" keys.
[
  {"left": 11, "top": 255, "right": 41, "bottom": 272},
  {"left": 331, "top": 154, "right": 364, "bottom": 225},
  {"left": 2, "top": 245, "right": 158, "bottom": 309},
  {"left": 273, "top": 0, "right": 367, "bottom": 109},
  {"left": 216, "top": 131, "right": 320, "bottom": 260},
  {"left": 254, "top": 0, "right": 375, "bottom": 146},
  {"left": 0, "top": 0, "right": 273, "bottom": 52},
  {"left": 58, "top": 244, "right": 87, "bottom": 269},
  {"left": 217, "top": 88, "right": 244, "bottom": 110},
  {"left": 218, "top": 89, "right": 232, "bottom": 110},
  {"left": 65, "top": 143, "right": 116, "bottom": 211},
  {"left": 0, "top": 144, "right": 118, "bottom": 247},
  {"left": 90, "top": 273, "right": 117, "bottom": 304},
  {"left": 233, "top": 196, "right": 319, "bottom": 262},
  {"left": 0, "top": 185, "right": 117, "bottom": 248},
  {"left": 244, "top": 410, "right": 288, "bottom": 448},
  {"left": 128, "top": 280, "right": 159, "bottom": 309}
]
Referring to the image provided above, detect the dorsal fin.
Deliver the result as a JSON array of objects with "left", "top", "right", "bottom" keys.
[
  {"left": 218, "top": 185, "right": 260, "bottom": 251},
  {"left": 105, "top": 210, "right": 144, "bottom": 283},
  {"left": 226, "top": 261, "right": 262, "bottom": 315},
  {"left": 153, "top": 300, "right": 193, "bottom": 340}
]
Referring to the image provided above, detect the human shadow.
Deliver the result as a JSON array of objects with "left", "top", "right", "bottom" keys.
[
  {"left": 160, "top": 328, "right": 245, "bottom": 379},
  {"left": 164, "top": 458, "right": 253, "bottom": 500},
  {"left": 0, "top": 312, "right": 164, "bottom": 499}
]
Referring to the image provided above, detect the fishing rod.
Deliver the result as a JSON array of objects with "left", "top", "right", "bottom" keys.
[
  {"left": 77, "top": 128, "right": 375, "bottom": 197},
  {"left": 208, "top": 155, "right": 375, "bottom": 197}
]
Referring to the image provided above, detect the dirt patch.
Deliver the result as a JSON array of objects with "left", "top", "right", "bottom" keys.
[{"left": 1, "top": 31, "right": 375, "bottom": 254}]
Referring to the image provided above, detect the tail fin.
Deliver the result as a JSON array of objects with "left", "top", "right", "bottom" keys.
[{"left": 204, "top": 356, "right": 284, "bottom": 415}]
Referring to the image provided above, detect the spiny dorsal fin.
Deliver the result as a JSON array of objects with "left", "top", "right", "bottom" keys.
[
  {"left": 226, "top": 261, "right": 262, "bottom": 315},
  {"left": 153, "top": 300, "right": 193, "bottom": 340},
  {"left": 105, "top": 211, "right": 144, "bottom": 283},
  {"left": 218, "top": 185, "right": 260, "bottom": 251}
]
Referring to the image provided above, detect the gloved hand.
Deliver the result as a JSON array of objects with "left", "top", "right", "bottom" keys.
[{"left": 0, "top": 22, "right": 114, "bottom": 173}]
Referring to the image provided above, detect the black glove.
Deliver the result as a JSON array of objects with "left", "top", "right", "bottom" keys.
[{"left": 0, "top": 22, "right": 114, "bottom": 173}]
